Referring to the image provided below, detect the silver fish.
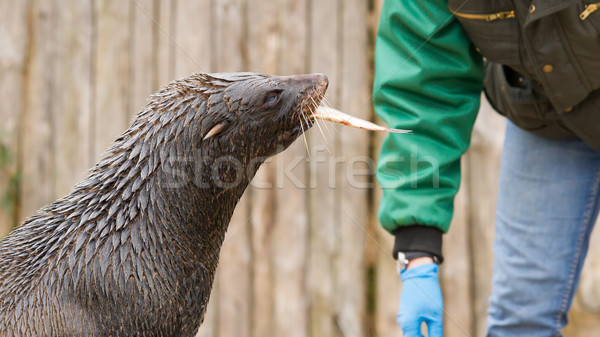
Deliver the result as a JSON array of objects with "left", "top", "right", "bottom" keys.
[{"left": 312, "top": 106, "right": 412, "bottom": 134}]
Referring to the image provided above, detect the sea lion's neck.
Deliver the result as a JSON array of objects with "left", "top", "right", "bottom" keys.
[
  {"left": 148, "top": 147, "right": 255, "bottom": 259},
  {"left": 82, "top": 106, "right": 256, "bottom": 263}
]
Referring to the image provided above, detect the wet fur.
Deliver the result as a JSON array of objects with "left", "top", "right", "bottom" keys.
[{"left": 0, "top": 72, "right": 326, "bottom": 336}]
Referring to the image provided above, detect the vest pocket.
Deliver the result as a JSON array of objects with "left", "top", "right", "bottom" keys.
[
  {"left": 484, "top": 63, "right": 576, "bottom": 139},
  {"left": 450, "top": 8, "right": 521, "bottom": 65},
  {"left": 484, "top": 63, "right": 553, "bottom": 132}
]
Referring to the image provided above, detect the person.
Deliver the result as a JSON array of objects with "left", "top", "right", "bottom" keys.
[{"left": 373, "top": 0, "right": 600, "bottom": 336}]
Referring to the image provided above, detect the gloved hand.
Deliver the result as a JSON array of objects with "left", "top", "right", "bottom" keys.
[{"left": 397, "top": 263, "right": 443, "bottom": 337}]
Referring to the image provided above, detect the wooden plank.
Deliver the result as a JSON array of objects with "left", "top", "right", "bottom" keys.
[
  {"left": 245, "top": 1, "right": 280, "bottom": 336},
  {"left": 93, "top": 0, "right": 131, "bottom": 158},
  {"left": 269, "top": 1, "right": 310, "bottom": 337},
  {"left": 51, "top": 0, "right": 94, "bottom": 200},
  {"left": 371, "top": 96, "right": 400, "bottom": 337},
  {"left": 372, "top": 0, "right": 385, "bottom": 30},
  {"left": 19, "top": 0, "right": 55, "bottom": 221},
  {"left": 440, "top": 159, "right": 474, "bottom": 337},
  {"left": 155, "top": 0, "right": 175, "bottom": 87},
  {"left": 211, "top": 1, "right": 252, "bottom": 337},
  {"left": 336, "top": 1, "right": 370, "bottom": 336},
  {"left": 467, "top": 97, "right": 506, "bottom": 335},
  {"left": 248, "top": 165, "right": 275, "bottom": 337},
  {"left": 173, "top": 0, "right": 212, "bottom": 78},
  {"left": 245, "top": 0, "right": 279, "bottom": 74},
  {"left": 216, "top": 204, "right": 252, "bottom": 337},
  {"left": 173, "top": 2, "right": 217, "bottom": 336},
  {"left": 566, "top": 217, "right": 600, "bottom": 336},
  {"left": 0, "top": 0, "right": 28, "bottom": 233},
  {"left": 130, "top": 0, "right": 156, "bottom": 117},
  {"left": 307, "top": 0, "right": 341, "bottom": 336},
  {"left": 368, "top": 2, "right": 410, "bottom": 337},
  {"left": 213, "top": 0, "right": 245, "bottom": 73},
  {"left": 374, "top": 216, "right": 402, "bottom": 337},
  {"left": 565, "top": 301, "right": 600, "bottom": 337}
]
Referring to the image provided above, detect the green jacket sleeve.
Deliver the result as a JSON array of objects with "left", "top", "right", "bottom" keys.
[{"left": 374, "top": 0, "right": 484, "bottom": 258}]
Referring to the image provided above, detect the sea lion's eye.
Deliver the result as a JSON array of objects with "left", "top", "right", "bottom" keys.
[{"left": 264, "top": 90, "right": 282, "bottom": 106}]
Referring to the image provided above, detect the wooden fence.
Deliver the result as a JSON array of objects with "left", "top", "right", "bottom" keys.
[{"left": 1, "top": 1, "right": 599, "bottom": 336}]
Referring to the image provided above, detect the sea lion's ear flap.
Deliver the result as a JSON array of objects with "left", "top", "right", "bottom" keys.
[{"left": 203, "top": 122, "right": 227, "bottom": 140}]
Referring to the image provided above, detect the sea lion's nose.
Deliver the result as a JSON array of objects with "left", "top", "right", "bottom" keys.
[
  {"left": 301, "top": 73, "right": 328, "bottom": 89},
  {"left": 276, "top": 73, "right": 329, "bottom": 90},
  {"left": 312, "top": 73, "right": 329, "bottom": 90}
]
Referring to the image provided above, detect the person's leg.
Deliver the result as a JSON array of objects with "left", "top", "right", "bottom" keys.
[{"left": 486, "top": 120, "right": 600, "bottom": 337}]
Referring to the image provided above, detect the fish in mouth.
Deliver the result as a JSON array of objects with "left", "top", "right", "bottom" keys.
[
  {"left": 312, "top": 106, "right": 411, "bottom": 134},
  {"left": 281, "top": 73, "right": 411, "bottom": 136}
]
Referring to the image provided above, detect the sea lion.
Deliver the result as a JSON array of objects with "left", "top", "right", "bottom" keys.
[
  {"left": 0, "top": 72, "right": 328, "bottom": 337},
  {"left": 0, "top": 71, "right": 409, "bottom": 337}
]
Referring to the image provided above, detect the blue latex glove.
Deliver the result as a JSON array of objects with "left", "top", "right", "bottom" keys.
[{"left": 398, "top": 263, "right": 443, "bottom": 337}]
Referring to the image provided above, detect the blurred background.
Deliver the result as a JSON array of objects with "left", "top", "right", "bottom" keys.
[{"left": 1, "top": 0, "right": 600, "bottom": 336}]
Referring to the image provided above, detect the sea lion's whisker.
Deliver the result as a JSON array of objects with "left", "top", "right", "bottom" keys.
[
  {"left": 301, "top": 110, "right": 314, "bottom": 139},
  {"left": 318, "top": 116, "right": 333, "bottom": 137},
  {"left": 299, "top": 100, "right": 309, "bottom": 131},
  {"left": 310, "top": 111, "right": 331, "bottom": 154},
  {"left": 298, "top": 101, "right": 314, "bottom": 155},
  {"left": 321, "top": 96, "right": 334, "bottom": 109},
  {"left": 299, "top": 113, "right": 311, "bottom": 156},
  {"left": 311, "top": 97, "right": 333, "bottom": 137},
  {"left": 322, "top": 99, "right": 337, "bottom": 136},
  {"left": 310, "top": 103, "right": 328, "bottom": 143},
  {"left": 312, "top": 111, "right": 328, "bottom": 144},
  {"left": 301, "top": 128, "right": 311, "bottom": 156},
  {"left": 300, "top": 100, "right": 310, "bottom": 130}
]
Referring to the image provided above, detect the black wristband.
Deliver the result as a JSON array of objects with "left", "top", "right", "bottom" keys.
[
  {"left": 393, "top": 225, "right": 444, "bottom": 263},
  {"left": 403, "top": 251, "right": 436, "bottom": 262}
]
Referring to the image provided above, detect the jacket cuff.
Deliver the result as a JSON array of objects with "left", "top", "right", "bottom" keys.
[{"left": 393, "top": 226, "right": 444, "bottom": 263}]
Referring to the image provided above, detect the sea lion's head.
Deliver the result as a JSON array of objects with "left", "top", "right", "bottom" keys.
[
  {"left": 132, "top": 72, "right": 327, "bottom": 190},
  {"left": 195, "top": 72, "right": 328, "bottom": 158},
  {"left": 126, "top": 72, "right": 401, "bottom": 191}
]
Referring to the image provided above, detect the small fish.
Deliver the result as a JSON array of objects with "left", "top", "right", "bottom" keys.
[{"left": 312, "top": 106, "right": 412, "bottom": 134}]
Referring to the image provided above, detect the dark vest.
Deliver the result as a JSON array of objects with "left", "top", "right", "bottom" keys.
[{"left": 448, "top": 0, "right": 600, "bottom": 152}]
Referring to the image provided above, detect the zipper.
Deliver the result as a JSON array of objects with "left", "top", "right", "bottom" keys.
[
  {"left": 450, "top": 9, "right": 515, "bottom": 22},
  {"left": 580, "top": 3, "right": 600, "bottom": 20}
]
